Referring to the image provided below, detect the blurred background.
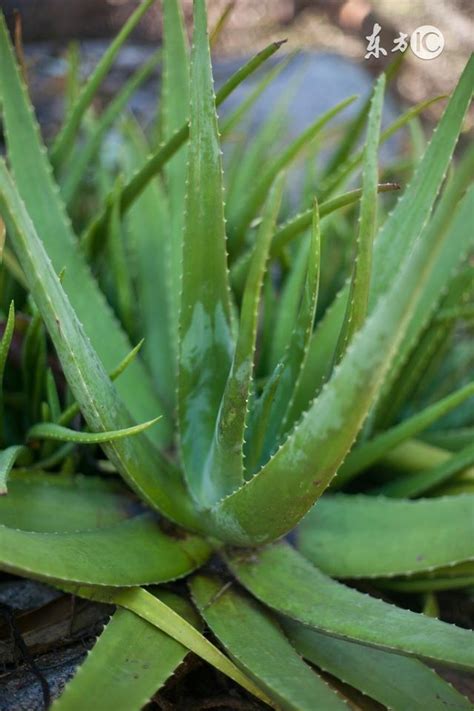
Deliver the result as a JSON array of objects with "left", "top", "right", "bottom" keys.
[{"left": 1, "top": 0, "right": 473, "bottom": 124}]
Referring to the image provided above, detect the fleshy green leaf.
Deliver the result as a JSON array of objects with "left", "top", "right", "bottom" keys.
[
  {"left": 49, "top": 0, "right": 156, "bottom": 168},
  {"left": 334, "top": 74, "right": 385, "bottom": 361},
  {"left": 0, "top": 445, "right": 27, "bottom": 495},
  {"left": 52, "top": 592, "right": 200, "bottom": 711},
  {"left": 0, "top": 160, "right": 199, "bottom": 530},
  {"left": 296, "top": 494, "right": 474, "bottom": 578},
  {"left": 0, "top": 472, "right": 132, "bottom": 531},
  {"left": 209, "top": 144, "right": 473, "bottom": 545},
  {"left": 0, "top": 514, "right": 210, "bottom": 586},
  {"left": 178, "top": 0, "right": 234, "bottom": 507},
  {"left": 226, "top": 542, "right": 474, "bottom": 671},
  {"left": 72, "top": 585, "right": 274, "bottom": 707},
  {"left": 283, "top": 619, "right": 473, "bottom": 711},
  {"left": 0, "top": 14, "right": 171, "bottom": 446},
  {"left": 206, "top": 177, "right": 284, "bottom": 500},
  {"left": 191, "top": 574, "right": 347, "bottom": 711}
]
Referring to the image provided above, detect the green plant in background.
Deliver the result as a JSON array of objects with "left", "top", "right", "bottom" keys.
[{"left": 0, "top": 0, "right": 473, "bottom": 707}]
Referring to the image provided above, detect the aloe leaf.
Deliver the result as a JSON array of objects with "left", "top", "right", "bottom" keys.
[
  {"left": 107, "top": 180, "right": 136, "bottom": 338},
  {"left": 0, "top": 514, "right": 210, "bottom": 586},
  {"left": 178, "top": 0, "right": 234, "bottom": 507},
  {"left": 52, "top": 592, "right": 200, "bottom": 711},
  {"left": 49, "top": 0, "right": 156, "bottom": 168},
  {"left": 292, "top": 59, "right": 474, "bottom": 420},
  {"left": 27, "top": 418, "right": 160, "bottom": 445},
  {"left": 230, "top": 184, "right": 398, "bottom": 294},
  {"left": 0, "top": 472, "right": 132, "bottom": 531},
  {"left": 257, "top": 202, "right": 320, "bottom": 461},
  {"left": 0, "top": 445, "right": 27, "bottom": 495},
  {"left": 377, "top": 441, "right": 474, "bottom": 498},
  {"left": 119, "top": 122, "right": 175, "bottom": 412},
  {"left": 206, "top": 177, "right": 284, "bottom": 501},
  {"left": 190, "top": 573, "right": 347, "bottom": 711},
  {"left": 283, "top": 619, "right": 473, "bottom": 711},
  {"left": 0, "top": 160, "right": 198, "bottom": 530},
  {"left": 320, "top": 95, "right": 445, "bottom": 198},
  {"left": 231, "top": 95, "right": 356, "bottom": 248},
  {"left": 226, "top": 542, "right": 474, "bottom": 671},
  {"left": 296, "top": 494, "right": 474, "bottom": 578},
  {"left": 0, "top": 15, "right": 171, "bottom": 447},
  {"left": 74, "top": 585, "right": 274, "bottom": 707},
  {"left": 334, "top": 75, "right": 385, "bottom": 362},
  {"left": 161, "top": 0, "right": 189, "bottom": 374},
  {"left": 61, "top": 50, "right": 161, "bottom": 204},
  {"left": 337, "top": 381, "right": 474, "bottom": 486},
  {"left": 210, "top": 143, "right": 471, "bottom": 545},
  {"left": 84, "top": 40, "right": 285, "bottom": 250}
]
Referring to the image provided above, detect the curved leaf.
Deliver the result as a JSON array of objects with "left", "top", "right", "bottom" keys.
[
  {"left": 27, "top": 419, "right": 160, "bottom": 445},
  {"left": 191, "top": 574, "right": 347, "bottom": 711},
  {"left": 0, "top": 514, "right": 211, "bottom": 586},
  {"left": 283, "top": 619, "right": 473, "bottom": 711},
  {"left": 0, "top": 445, "right": 27, "bottom": 495},
  {"left": 296, "top": 494, "right": 474, "bottom": 577},
  {"left": 226, "top": 542, "right": 474, "bottom": 671}
]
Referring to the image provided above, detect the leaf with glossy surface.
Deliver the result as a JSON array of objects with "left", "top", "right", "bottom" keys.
[
  {"left": 178, "top": 0, "right": 234, "bottom": 507},
  {"left": 52, "top": 592, "right": 200, "bottom": 711},
  {"left": 226, "top": 542, "right": 474, "bottom": 670},
  {"left": 191, "top": 574, "right": 347, "bottom": 711},
  {"left": 296, "top": 494, "right": 474, "bottom": 578},
  {"left": 283, "top": 619, "right": 473, "bottom": 711}
]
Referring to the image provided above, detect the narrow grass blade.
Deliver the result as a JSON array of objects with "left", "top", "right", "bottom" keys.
[
  {"left": 76, "top": 586, "right": 274, "bottom": 707},
  {"left": 0, "top": 514, "right": 210, "bottom": 586},
  {"left": 0, "top": 445, "right": 27, "bottom": 495},
  {"left": 337, "top": 381, "right": 474, "bottom": 486},
  {"left": 0, "top": 160, "right": 198, "bottom": 529},
  {"left": 296, "top": 494, "right": 474, "bottom": 578},
  {"left": 49, "top": 0, "right": 156, "bottom": 168},
  {"left": 191, "top": 574, "right": 347, "bottom": 711},
  {"left": 206, "top": 177, "right": 284, "bottom": 501},
  {"left": 334, "top": 75, "right": 385, "bottom": 361},
  {"left": 0, "top": 15, "right": 171, "bottom": 446},
  {"left": 226, "top": 542, "right": 474, "bottom": 671},
  {"left": 0, "top": 300, "right": 14, "bottom": 443},
  {"left": 178, "top": 0, "right": 234, "bottom": 507},
  {"left": 0, "top": 472, "right": 132, "bottom": 531},
  {"left": 61, "top": 50, "right": 161, "bottom": 204},
  {"left": 52, "top": 592, "right": 200, "bottom": 711},
  {"left": 231, "top": 96, "right": 356, "bottom": 247},
  {"left": 283, "top": 620, "right": 473, "bottom": 711}
]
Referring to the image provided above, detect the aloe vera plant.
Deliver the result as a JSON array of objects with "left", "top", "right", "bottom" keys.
[{"left": 0, "top": 1, "right": 473, "bottom": 707}]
